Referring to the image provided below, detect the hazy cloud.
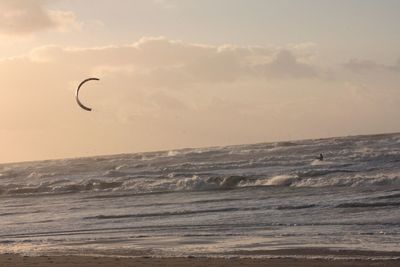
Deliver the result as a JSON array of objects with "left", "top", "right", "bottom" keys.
[
  {"left": 0, "top": 37, "right": 326, "bottom": 136},
  {"left": 256, "top": 50, "right": 318, "bottom": 79},
  {"left": 29, "top": 37, "right": 321, "bottom": 85},
  {"left": 0, "top": 0, "right": 79, "bottom": 35},
  {"left": 344, "top": 58, "right": 400, "bottom": 73}
]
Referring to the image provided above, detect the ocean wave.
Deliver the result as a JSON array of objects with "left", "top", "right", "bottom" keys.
[
  {"left": 375, "top": 193, "right": 400, "bottom": 200},
  {"left": 253, "top": 175, "right": 298, "bottom": 186},
  {"left": 336, "top": 202, "right": 400, "bottom": 208},
  {"left": 0, "top": 210, "right": 43, "bottom": 217},
  {"left": 1, "top": 171, "right": 400, "bottom": 197},
  {"left": 276, "top": 141, "right": 300, "bottom": 147},
  {"left": 293, "top": 173, "right": 400, "bottom": 188},
  {"left": 276, "top": 204, "right": 316, "bottom": 210},
  {"left": 298, "top": 168, "right": 356, "bottom": 178},
  {"left": 1, "top": 132, "right": 400, "bottom": 198},
  {"left": 85, "top": 207, "right": 240, "bottom": 220},
  {"left": 0, "top": 179, "right": 124, "bottom": 196}
]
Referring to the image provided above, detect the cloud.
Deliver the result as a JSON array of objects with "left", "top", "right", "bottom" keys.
[
  {"left": 343, "top": 58, "right": 400, "bottom": 72},
  {"left": 0, "top": 37, "right": 325, "bottom": 134},
  {"left": 256, "top": 50, "right": 318, "bottom": 79},
  {"left": 28, "top": 37, "right": 321, "bottom": 85},
  {"left": 343, "top": 58, "right": 383, "bottom": 72},
  {"left": 0, "top": 0, "right": 79, "bottom": 35}
]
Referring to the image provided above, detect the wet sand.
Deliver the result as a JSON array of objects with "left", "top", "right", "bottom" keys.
[{"left": 1, "top": 254, "right": 399, "bottom": 267}]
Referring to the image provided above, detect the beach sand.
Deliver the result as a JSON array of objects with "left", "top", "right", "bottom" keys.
[{"left": 1, "top": 254, "right": 399, "bottom": 267}]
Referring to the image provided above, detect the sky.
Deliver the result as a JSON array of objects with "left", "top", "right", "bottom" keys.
[{"left": 0, "top": 0, "right": 399, "bottom": 163}]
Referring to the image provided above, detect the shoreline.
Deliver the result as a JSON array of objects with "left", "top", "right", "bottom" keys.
[
  {"left": 1, "top": 254, "right": 399, "bottom": 267},
  {"left": 1, "top": 248, "right": 399, "bottom": 267}
]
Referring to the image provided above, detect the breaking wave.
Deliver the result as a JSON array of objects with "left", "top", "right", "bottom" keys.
[
  {"left": 1, "top": 172, "right": 399, "bottom": 197},
  {"left": 1, "top": 132, "right": 399, "bottom": 198}
]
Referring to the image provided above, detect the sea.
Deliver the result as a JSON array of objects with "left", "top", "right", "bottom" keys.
[{"left": 0, "top": 133, "right": 399, "bottom": 259}]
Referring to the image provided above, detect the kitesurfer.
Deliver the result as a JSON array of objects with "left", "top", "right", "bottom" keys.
[{"left": 76, "top": 78, "right": 99, "bottom": 111}]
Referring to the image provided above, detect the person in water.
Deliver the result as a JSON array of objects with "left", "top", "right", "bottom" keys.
[{"left": 318, "top": 153, "right": 324, "bottom": 161}]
